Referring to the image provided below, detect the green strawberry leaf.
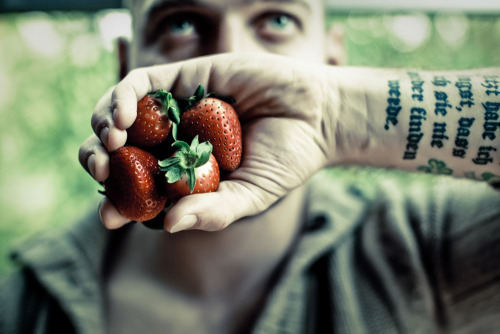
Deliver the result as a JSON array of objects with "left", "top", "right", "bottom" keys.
[
  {"left": 181, "top": 84, "right": 205, "bottom": 109},
  {"left": 168, "top": 106, "right": 180, "bottom": 124},
  {"left": 195, "top": 141, "right": 212, "bottom": 167},
  {"left": 166, "top": 95, "right": 180, "bottom": 124},
  {"left": 152, "top": 89, "right": 170, "bottom": 108},
  {"left": 172, "top": 140, "right": 191, "bottom": 152},
  {"left": 187, "top": 168, "right": 196, "bottom": 193},
  {"left": 159, "top": 136, "right": 213, "bottom": 191},
  {"left": 151, "top": 89, "right": 181, "bottom": 141},
  {"left": 190, "top": 135, "right": 200, "bottom": 150},
  {"left": 172, "top": 123, "right": 178, "bottom": 141},
  {"left": 166, "top": 165, "right": 185, "bottom": 183},
  {"left": 194, "top": 84, "right": 204, "bottom": 101},
  {"left": 158, "top": 156, "right": 180, "bottom": 168}
]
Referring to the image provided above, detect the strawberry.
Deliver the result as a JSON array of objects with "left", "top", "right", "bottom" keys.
[
  {"left": 179, "top": 85, "right": 242, "bottom": 172},
  {"left": 127, "top": 89, "right": 180, "bottom": 148},
  {"left": 105, "top": 146, "right": 168, "bottom": 221},
  {"left": 159, "top": 136, "right": 220, "bottom": 202}
]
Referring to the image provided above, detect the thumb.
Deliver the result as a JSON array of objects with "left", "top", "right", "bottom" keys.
[{"left": 164, "top": 181, "right": 275, "bottom": 232}]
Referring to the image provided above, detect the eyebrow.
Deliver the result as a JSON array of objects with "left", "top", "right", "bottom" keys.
[
  {"left": 245, "top": 0, "right": 311, "bottom": 7},
  {"left": 147, "top": 0, "right": 311, "bottom": 13},
  {"left": 246, "top": 0, "right": 311, "bottom": 9},
  {"left": 143, "top": 0, "right": 312, "bottom": 42}
]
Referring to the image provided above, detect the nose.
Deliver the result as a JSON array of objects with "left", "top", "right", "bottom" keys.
[{"left": 213, "top": 16, "right": 246, "bottom": 54}]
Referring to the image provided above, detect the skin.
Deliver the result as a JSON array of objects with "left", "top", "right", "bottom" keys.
[
  {"left": 80, "top": 0, "right": 345, "bottom": 232},
  {"left": 77, "top": 0, "right": 500, "bottom": 332},
  {"left": 79, "top": 1, "right": 343, "bottom": 333}
]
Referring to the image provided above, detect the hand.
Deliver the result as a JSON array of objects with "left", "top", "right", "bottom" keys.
[{"left": 79, "top": 53, "right": 337, "bottom": 232}]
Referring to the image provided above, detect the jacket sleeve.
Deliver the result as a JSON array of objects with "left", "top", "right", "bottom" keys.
[
  {"left": 0, "top": 268, "right": 75, "bottom": 334},
  {"left": 425, "top": 178, "right": 500, "bottom": 333},
  {"left": 359, "top": 177, "right": 500, "bottom": 333}
]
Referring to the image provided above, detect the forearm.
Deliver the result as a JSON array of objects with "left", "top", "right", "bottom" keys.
[{"left": 328, "top": 67, "right": 500, "bottom": 182}]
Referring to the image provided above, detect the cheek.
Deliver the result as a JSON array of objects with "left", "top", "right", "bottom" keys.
[
  {"left": 133, "top": 44, "right": 190, "bottom": 67},
  {"left": 160, "top": 43, "right": 200, "bottom": 63},
  {"left": 134, "top": 48, "right": 169, "bottom": 67},
  {"left": 273, "top": 37, "right": 326, "bottom": 64}
]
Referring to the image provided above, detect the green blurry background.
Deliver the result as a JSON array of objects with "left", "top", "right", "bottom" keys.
[{"left": 0, "top": 10, "right": 499, "bottom": 275}]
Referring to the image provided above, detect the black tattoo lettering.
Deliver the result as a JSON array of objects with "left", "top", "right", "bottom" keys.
[
  {"left": 452, "top": 117, "right": 475, "bottom": 158},
  {"left": 408, "top": 72, "right": 424, "bottom": 102},
  {"left": 434, "top": 91, "right": 452, "bottom": 116},
  {"left": 482, "top": 102, "right": 500, "bottom": 140},
  {"left": 472, "top": 146, "right": 497, "bottom": 165},
  {"left": 385, "top": 80, "right": 401, "bottom": 130},
  {"left": 455, "top": 76, "right": 475, "bottom": 111},
  {"left": 431, "top": 122, "right": 449, "bottom": 148},
  {"left": 432, "top": 76, "right": 451, "bottom": 87},
  {"left": 482, "top": 75, "right": 500, "bottom": 97},
  {"left": 403, "top": 107, "right": 426, "bottom": 160}
]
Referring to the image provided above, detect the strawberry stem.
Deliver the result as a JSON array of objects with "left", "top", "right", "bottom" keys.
[
  {"left": 178, "top": 84, "right": 205, "bottom": 111},
  {"left": 150, "top": 89, "right": 181, "bottom": 141},
  {"left": 159, "top": 136, "right": 213, "bottom": 193}
]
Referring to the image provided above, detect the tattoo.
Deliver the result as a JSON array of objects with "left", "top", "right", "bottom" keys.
[
  {"left": 482, "top": 75, "right": 500, "bottom": 96},
  {"left": 434, "top": 91, "right": 452, "bottom": 116},
  {"left": 385, "top": 80, "right": 402, "bottom": 130},
  {"left": 417, "top": 159, "right": 453, "bottom": 175},
  {"left": 408, "top": 72, "right": 424, "bottom": 102},
  {"left": 476, "top": 77, "right": 500, "bottom": 165},
  {"left": 431, "top": 122, "right": 449, "bottom": 148},
  {"left": 455, "top": 76, "right": 475, "bottom": 111},
  {"left": 395, "top": 72, "right": 499, "bottom": 170},
  {"left": 432, "top": 76, "right": 451, "bottom": 87},
  {"left": 481, "top": 102, "right": 500, "bottom": 141},
  {"left": 472, "top": 146, "right": 497, "bottom": 165},
  {"left": 452, "top": 117, "right": 475, "bottom": 158},
  {"left": 464, "top": 171, "right": 500, "bottom": 186},
  {"left": 403, "top": 107, "right": 427, "bottom": 160}
]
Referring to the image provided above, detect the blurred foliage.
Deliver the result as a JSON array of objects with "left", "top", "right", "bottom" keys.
[
  {"left": 330, "top": 12, "right": 500, "bottom": 69},
  {"left": 0, "top": 10, "right": 499, "bottom": 275}
]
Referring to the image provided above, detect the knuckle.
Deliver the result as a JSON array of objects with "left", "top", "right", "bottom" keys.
[
  {"left": 91, "top": 113, "right": 109, "bottom": 137},
  {"left": 198, "top": 210, "right": 233, "bottom": 232}
]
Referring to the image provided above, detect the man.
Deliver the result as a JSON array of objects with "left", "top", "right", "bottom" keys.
[{"left": 2, "top": 0, "right": 500, "bottom": 333}]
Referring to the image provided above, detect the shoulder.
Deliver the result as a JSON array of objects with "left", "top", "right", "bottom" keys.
[
  {"left": 0, "top": 268, "right": 51, "bottom": 333},
  {"left": 0, "top": 209, "right": 108, "bottom": 334}
]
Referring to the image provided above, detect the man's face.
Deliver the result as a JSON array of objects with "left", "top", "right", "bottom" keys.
[{"left": 129, "top": 0, "right": 328, "bottom": 67}]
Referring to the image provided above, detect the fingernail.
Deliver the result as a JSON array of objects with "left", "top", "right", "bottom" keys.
[
  {"left": 87, "top": 154, "right": 96, "bottom": 178},
  {"left": 170, "top": 215, "right": 198, "bottom": 233},
  {"left": 100, "top": 127, "right": 109, "bottom": 147}
]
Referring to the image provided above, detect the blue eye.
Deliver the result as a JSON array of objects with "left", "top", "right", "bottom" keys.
[
  {"left": 269, "top": 15, "right": 293, "bottom": 30},
  {"left": 256, "top": 13, "right": 300, "bottom": 42},
  {"left": 169, "top": 19, "right": 195, "bottom": 36}
]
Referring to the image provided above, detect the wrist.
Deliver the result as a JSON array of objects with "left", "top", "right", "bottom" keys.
[
  {"left": 324, "top": 66, "right": 372, "bottom": 166},
  {"left": 325, "top": 66, "right": 409, "bottom": 167}
]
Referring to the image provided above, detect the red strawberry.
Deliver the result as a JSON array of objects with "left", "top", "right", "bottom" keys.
[
  {"left": 105, "top": 146, "right": 168, "bottom": 221},
  {"left": 179, "top": 85, "right": 242, "bottom": 172},
  {"left": 159, "top": 136, "right": 220, "bottom": 202},
  {"left": 127, "top": 89, "right": 180, "bottom": 148}
]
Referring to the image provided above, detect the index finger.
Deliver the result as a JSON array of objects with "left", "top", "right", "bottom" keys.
[
  {"left": 111, "top": 63, "right": 185, "bottom": 130},
  {"left": 110, "top": 57, "right": 222, "bottom": 131}
]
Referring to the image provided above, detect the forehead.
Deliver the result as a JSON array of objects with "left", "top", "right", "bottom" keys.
[{"left": 131, "top": 0, "right": 323, "bottom": 16}]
